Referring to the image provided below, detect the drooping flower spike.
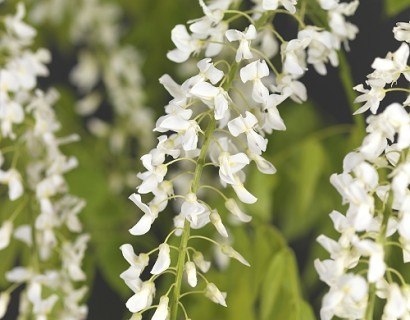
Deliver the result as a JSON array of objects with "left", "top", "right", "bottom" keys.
[
  {"left": 316, "top": 22, "right": 410, "bottom": 320},
  {"left": 123, "top": 0, "right": 359, "bottom": 318},
  {"left": 0, "top": 4, "right": 88, "bottom": 319}
]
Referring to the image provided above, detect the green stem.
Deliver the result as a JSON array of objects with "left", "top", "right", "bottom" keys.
[
  {"left": 338, "top": 51, "right": 364, "bottom": 129},
  {"left": 169, "top": 116, "right": 216, "bottom": 320},
  {"left": 338, "top": 50, "right": 365, "bottom": 147},
  {"left": 365, "top": 283, "right": 376, "bottom": 320},
  {"left": 170, "top": 220, "right": 191, "bottom": 320}
]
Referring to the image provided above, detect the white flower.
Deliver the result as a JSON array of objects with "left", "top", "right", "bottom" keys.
[
  {"left": 240, "top": 60, "right": 270, "bottom": 103},
  {"left": 125, "top": 281, "right": 156, "bottom": 313},
  {"left": 262, "top": 0, "right": 297, "bottom": 13},
  {"left": 353, "top": 239, "right": 385, "bottom": 283},
  {"left": 370, "top": 43, "right": 410, "bottom": 84},
  {"left": 225, "top": 25, "right": 257, "bottom": 62},
  {"left": 185, "top": 261, "right": 198, "bottom": 287},
  {"left": 281, "top": 39, "right": 308, "bottom": 76},
  {"left": 0, "top": 221, "right": 13, "bottom": 250},
  {"left": 137, "top": 158, "right": 167, "bottom": 195},
  {"left": 69, "top": 51, "right": 99, "bottom": 93},
  {"left": 394, "top": 22, "right": 410, "bottom": 43},
  {"left": 27, "top": 282, "right": 59, "bottom": 317},
  {"left": 298, "top": 27, "right": 339, "bottom": 75},
  {"left": 249, "top": 153, "right": 277, "bottom": 174},
  {"left": 221, "top": 245, "right": 250, "bottom": 266},
  {"left": 0, "top": 168, "right": 23, "bottom": 200},
  {"left": 210, "top": 210, "right": 229, "bottom": 238},
  {"left": 61, "top": 234, "right": 90, "bottom": 281},
  {"left": 0, "top": 292, "right": 10, "bottom": 319},
  {"left": 195, "top": 58, "right": 224, "bottom": 85},
  {"left": 218, "top": 152, "right": 249, "bottom": 186},
  {"left": 159, "top": 74, "right": 188, "bottom": 105},
  {"left": 228, "top": 111, "right": 267, "bottom": 155},
  {"left": 155, "top": 104, "right": 192, "bottom": 133},
  {"left": 190, "top": 82, "right": 230, "bottom": 120},
  {"left": 5, "top": 3, "right": 36, "bottom": 40},
  {"left": 193, "top": 251, "right": 211, "bottom": 273},
  {"left": 180, "top": 193, "right": 210, "bottom": 229},
  {"left": 327, "top": 8, "right": 359, "bottom": 48},
  {"left": 273, "top": 74, "right": 307, "bottom": 103},
  {"left": 261, "top": 93, "right": 288, "bottom": 133},
  {"left": 167, "top": 25, "right": 202, "bottom": 63},
  {"left": 314, "top": 258, "right": 344, "bottom": 286},
  {"left": 0, "top": 99, "right": 24, "bottom": 139},
  {"left": 383, "top": 283, "right": 407, "bottom": 319},
  {"left": 14, "top": 224, "right": 32, "bottom": 246},
  {"left": 152, "top": 296, "right": 169, "bottom": 320},
  {"left": 205, "top": 283, "right": 227, "bottom": 307},
  {"left": 320, "top": 274, "right": 368, "bottom": 320},
  {"left": 151, "top": 243, "right": 171, "bottom": 275},
  {"left": 120, "top": 244, "right": 149, "bottom": 290},
  {"left": 225, "top": 198, "right": 252, "bottom": 222},
  {"left": 128, "top": 193, "right": 159, "bottom": 235},
  {"left": 353, "top": 83, "right": 386, "bottom": 114}
]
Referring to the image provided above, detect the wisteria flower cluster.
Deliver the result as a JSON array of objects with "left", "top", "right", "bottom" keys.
[
  {"left": 121, "top": 0, "right": 360, "bottom": 319},
  {"left": 0, "top": 4, "right": 88, "bottom": 319},
  {"left": 30, "top": 0, "right": 155, "bottom": 193},
  {"left": 315, "top": 21, "right": 410, "bottom": 320}
]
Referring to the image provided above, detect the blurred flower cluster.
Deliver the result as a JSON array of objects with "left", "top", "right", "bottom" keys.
[{"left": 0, "top": 3, "right": 88, "bottom": 319}]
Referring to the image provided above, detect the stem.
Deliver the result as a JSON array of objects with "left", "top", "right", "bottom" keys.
[
  {"left": 169, "top": 116, "right": 216, "bottom": 320},
  {"left": 338, "top": 51, "right": 365, "bottom": 132},
  {"left": 338, "top": 50, "right": 366, "bottom": 149},
  {"left": 170, "top": 220, "right": 190, "bottom": 320},
  {"left": 365, "top": 283, "right": 376, "bottom": 320}
]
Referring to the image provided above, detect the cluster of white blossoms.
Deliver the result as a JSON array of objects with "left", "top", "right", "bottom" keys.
[
  {"left": 315, "top": 21, "right": 410, "bottom": 320},
  {"left": 0, "top": 4, "right": 88, "bottom": 319},
  {"left": 122, "top": 0, "right": 359, "bottom": 319},
  {"left": 30, "top": 0, "right": 155, "bottom": 193}
]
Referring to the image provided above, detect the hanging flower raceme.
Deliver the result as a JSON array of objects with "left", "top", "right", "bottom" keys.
[
  {"left": 0, "top": 4, "right": 88, "bottom": 319},
  {"left": 122, "top": 0, "right": 359, "bottom": 319},
  {"left": 30, "top": 0, "right": 155, "bottom": 194},
  {"left": 316, "top": 22, "right": 410, "bottom": 320}
]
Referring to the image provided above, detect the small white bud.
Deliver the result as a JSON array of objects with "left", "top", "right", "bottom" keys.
[
  {"left": 193, "top": 251, "right": 211, "bottom": 273},
  {"left": 205, "top": 283, "right": 227, "bottom": 307},
  {"left": 185, "top": 261, "right": 197, "bottom": 287}
]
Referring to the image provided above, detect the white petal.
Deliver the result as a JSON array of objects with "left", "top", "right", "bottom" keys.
[
  {"left": 152, "top": 296, "right": 169, "bottom": 320},
  {"left": 126, "top": 282, "right": 155, "bottom": 313},
  {"left": 210, "top": 211, "right": 229, "bottom": 238},
  {"left": 205, "top": 283, "right": 227, "bottom": 307},
  {"left": 185, "top": 261, "right": 198, "bottom": 287},
  {"left": 129, "top": 214, "right": 155, "bottom": 235},
  {"left": 250, "top": 154, "right": 276, "bottom": 174},
  {"left": 0, "top": 292, "right": 10, "bottom": 319},
  {"left": 193, "top": 251, "right": 211, "bottom": 273},
  {"left": 225, "top": 198, "right": 252, "bottom": 222},
  {"left": 0, "top": 221, "right": 13, "bottom": 250},
  {"left": 232, "top": 182, "right": 257, "bottom": 204},
  {"left": 151, "top": 243, "right": 171, "bottom": 275},
  {"left": 129, "top": 193, "right": 151, "bottom": 215},
  {"left": 227, "top": 116, "right": 246, "bottom": 137},
  {"left": 190, "top": 82, "right": 219, "bottom": 100},
  {"left": 221, "top": 245, "right": 250, "bottom": 266}
]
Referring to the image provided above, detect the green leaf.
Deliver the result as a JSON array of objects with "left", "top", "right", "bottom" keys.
[
  {"left": 260, "top": 249, "right": 287, "bottom": 320},
  {"left": 259, "top": 247, "right": 315, "bottom": 320},
  {"left": 279, "top": 138, "right": 326, "bottom": 239},
  {"left": 246, "top": 166, "right": 278, "bottom": 221},
  {"left": 385, "top": 0, "right": 410, "bottom": 17}
]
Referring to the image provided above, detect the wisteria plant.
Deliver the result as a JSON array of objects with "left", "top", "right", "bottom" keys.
[{"left": 0, "top": 0, "right": 410, "bottom": 320}]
